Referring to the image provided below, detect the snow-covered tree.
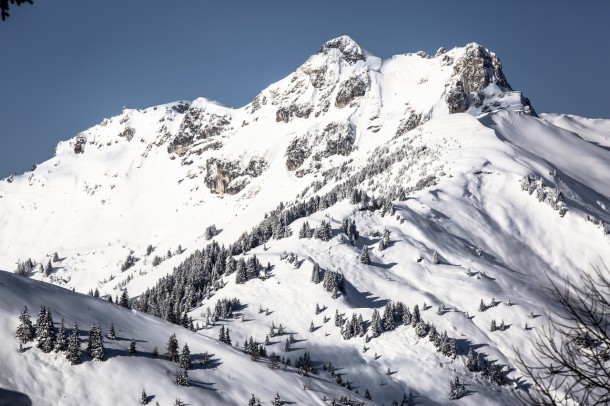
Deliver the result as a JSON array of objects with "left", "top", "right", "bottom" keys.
[
  {"left": 432, "top": 250, "right": 440, "bottom": 264},
  {"left": 54, "top": 318, "right": 67, "bottom": 352},
  {"left": 66, "top": 323, "right": 81, "bottom": 365},
  {"left": 16, "top": 306, "right": 34, "bottom": 344},
  {"left": 273, "top": 392, "right": 281, "bottom": 406},
  {"left": 119, "top": 289, "right": 130, "bottom": 308},
  {"left": 107, "top": 322, "right": 116, "bottom": 340},
  {"left": 370, "top": 309, "right": 382, "bottom": 337},
  {"left": 179, "top": 343, "right": 191, "bottom": 370},
  {"left": 311, "top": 263, "right": 321, "bottom": 284},
  {"left": 166, "top": 333, "right": 179, "bottom": 362},
  {"left": 176, "top": 368, "right": 189, "bottom": 387},
  {"left": 88, "top": 323, "right": 105, "bottom": 361},
  {"left": 360, "top": 246, "right": 371, "bottom": 265},
  {"left": 412, "top": 304, "right": 421, "bottom": 324},
  {"left": 140, "top": 389, "right": 148, "bottom": 404},
  {"left": 448, "top": 376, "right": 466, "bottom": 400},
  {"left": 35, "top": 306, "right": 55, "bottom": 353},
  {"left": 129, "top": 338, "right": 137, "bottom": 354}
]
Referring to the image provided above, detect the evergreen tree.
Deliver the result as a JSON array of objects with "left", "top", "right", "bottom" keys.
[
  {"left": 370, "top": 309, "right": 382, "bottom": 337},
  {"left": 107, "top": 323, "right": 116, "bottom": 340},
  {"left": 364, "top": 388, "right": 372, "bottom": 400},
  {"left": 35, "top": 306, "right": 55, "bottom": 353},
  {"left": 166, "top": 333, "right": 179, "bottom": 362},
  {"left": 52, "top": 252, "right": 59, "bottom": 262},
  {"left": 248, "top": 394, "right": 256, "bottom": 406},
  {"left": 479, "top": 299, "right": 486, "bottom": 312},
  {"left": 54, "top": 318, "right": 67, "bottom": 352},
  {"left": 44, "top": 260, "right": 52, "bottom": 276},
  {"left": 490, "top": 319, "right": 497, "bottom": 332},
  {"left": 140, "top": 389, "right": 148, "bottom": 405},
  {"left": 309, "top": 321, "right": 315, "bottom": 332},
  {"left": 176, "top": 368, "right": 189, "bottom": 387},
  {"left": 16, "top": 306, "right": 34, "bottom": 344},
  {"left": 119, "top": 289, "right": 130, "bottom": 308},
  {"left": 89, "top": 323, "right": 105, "bottom": 361},
  {"left": 284, "top": 338, "right": 291, "bottom": 352},
  {"left": 66, "top": 323, "right": 81, "bottom": 365},
  {"left": 273, "top": 392, "right": 281, "bottom": 406},
  {"left": 448, "top": 376, "right": 466, "bottom": 400},
  {"left": 382, "top": 303, "right": 394, "bottom": 332},
  {"left": 311, "top": 263, "right": 321, "bottom": 284},
  {"left": 152, "top": 346, "right": 159, "bottom": 358},
  {"left": 402, "top": 306, "right": 412, "bottom": 326},
  {"left": 179, "top": 343, "right": 191, "bottom": 370},
  {"left": 360, "top": 246, "right": 371, "bottom": 265},
  {"left": 432, "top": 250, "right": 440, "bottom": 264},
  {"left": 412, "top": 304, "right": 421, "bottom": 324},
  {"left": 129, "top": 338, "right": 137, "bottom": 354}
]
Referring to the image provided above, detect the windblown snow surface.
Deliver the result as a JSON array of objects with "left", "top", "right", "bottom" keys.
[{"left": 1, "top": 36, "right": 609, "bottom": 405}]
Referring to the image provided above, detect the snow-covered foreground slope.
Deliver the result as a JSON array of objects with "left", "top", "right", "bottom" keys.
[
  {"left": 0, "top": 270, "right": 368, "bottom": 406},
  {"left": 1, "top": 36, "right": 610, "bottom": 405}
]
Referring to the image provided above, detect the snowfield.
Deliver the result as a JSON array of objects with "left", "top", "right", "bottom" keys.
[{"left": 1, "top": 36, "right": 609, "bottom": 405}]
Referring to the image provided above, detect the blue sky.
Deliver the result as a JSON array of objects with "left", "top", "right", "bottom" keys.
[{"left": 1, "top": 1, "right": 608, "bottom": 178}]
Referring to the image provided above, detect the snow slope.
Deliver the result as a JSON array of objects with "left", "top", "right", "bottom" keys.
[{"left": 1, "top": 36, "right": 610, "bottom": 405}]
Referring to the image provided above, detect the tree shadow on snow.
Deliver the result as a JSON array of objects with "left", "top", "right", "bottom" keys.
[
  {"left": 0, "top": 388, "right": 32, "bottom": 406},
  {"left": 343, "top": 280, "right": 389, "bottom": 309}
]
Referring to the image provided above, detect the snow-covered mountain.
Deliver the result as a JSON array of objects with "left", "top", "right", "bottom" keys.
[{"left": 1, "top": 36, "right": 609, "bottom": 405}]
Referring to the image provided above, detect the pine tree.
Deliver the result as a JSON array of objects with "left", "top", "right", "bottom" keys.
[
  {"left": 402, "top": 306, "right": 412, "bottom": 326},
  {"left": 166, "top": 333, "right": 179, "bottom": 362},
  {"left": 382, "top": 303, "right": 394, "bottom": 332},
  {"left": 490, "top": 319, "right": 497, "bottom": 332},
  {"left": 479, "top": 299, "right": 486, "bottom": 312},
  {"left": 311, "top": 263, "right": 321, "bottom": 284},
  {"left": 448, "top": 376, "right": 466, "bottom": 400},
  {"left": 309, "top": 321, "right": 315, "bottom": 332},
  {"left": 16, "top": 306, "right": 34, "bottom": 344},
  {"left": 66, "top": 323, "right": 81, "bottom": 365},
  {"left": 152, "top": 346, "right": 159, "bottom": 358},
  {"left": 176, "top": 368, "right": 189, "bottom": 387},
  {"left": 107, "top": 323, "right": 116, "bottom": 340},
  {"left": 370, "top": 309, "right": 382, "bottom": 337},
  {"left": 248, "top": 394, "right": 257, "bottom": 406},
  {"left": 465, "top": 349, "right": 479, "bottom": 371},
  {"left": 360, "top": 246, "right": 371, "bottom": 265},
  {"left": 54, "top": 318, "right": 67, "bottom": 352},
  {"left": 52, "top": 252, "right": 59, "bottom": 262},
  {"left": 284, "top": 338, "right": 291, "bottom": 352},
  {"left": 179, "top": 343, "right": 191, "bottom": 370},
  {"left": 129, "top": 338, "right": 137, "bottom": 354},
  {"left": 364, "top": 388, "right": 372, "bottom": 400},
  {"left": 35, "top": 306, "right": 55, "bottom": 353},
  {"left": 119, "top": 289, "right": 130, "bottom": 308},
  {"left": 412, "top": 304, "right": 421, "bottom": 324},
  {"left": 432, "top": 250, "right": 440, "bottom": 264},
  {"left": 89, "top": 323, "right": 105, "bottom": 361},
  {"left": 140, "top": 389, "right": 148, "bottom": 405},
  {"left": 273, "top": 392, "right": 281, "bottom": 406},
  {"left": 44, "top": 260, "right": 52, "bottom": 276}
]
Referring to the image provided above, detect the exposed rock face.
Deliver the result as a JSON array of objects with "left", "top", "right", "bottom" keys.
[
  {"left": 205, "top": 156, "right": 267, "bottom": 195},
  {"left": 276, "top": 108, "right": 290, "bottom": 123},
  {"left": 119, "top": 127, "right": 135, "bottom": 141},
  {"left": 276, "top": 103, "right": 313, "bottom": 123},
  {"left": 396, "top": 109, "right": 427, "bottom": 136},
  {"left": 335, "top": 76, "right": 367, "bottom": 108},
  {"left": 284, "top": 122, "right": 355, "bottom": 173},
  {"left": 73, "top": 134, "right": 86, "bottom": 154},
  {"left": 446, "top": 81, "right": 470, "bottom": 114},
  {"left": 285, "top": 136, "right": 310, "bottom": 171},
  {"left": 453, "top": 44, "right": 511, "bottom": 94},
  {"left": 168, "top": 107, "right": 231, "bottom": 156},
  {"left": 317, "top": 36, "right": 365, "bottom": 65}
]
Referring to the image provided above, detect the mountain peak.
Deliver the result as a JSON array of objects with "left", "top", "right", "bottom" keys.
[{"left": 317, "top": 35, "right": 365, "bottom": 64}]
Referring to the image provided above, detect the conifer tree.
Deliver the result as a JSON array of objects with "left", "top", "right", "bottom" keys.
[
  {"left": 370, "top": 309, "right": 382, "bottom": 337},
  {"left": 44, "top": 260, "right": 52, "bottom": 276},
  {"left": 54, "top": 318, "right": 67, "bottom": 352},
  {"left": 167, "top": 333, "right": 179, "bottom": 362},
  {"left": 490, "top": 319, "right": 497, "bottom": 332},
  {"left": 107, "top": 323, "right": 116, "bottom": 340},
  {"left": 89, "top": 323, "right": 105, "bottom": 361},
  {"left": 311, "top": 263, "right": 321, "bottom": 284},
  {"left": 309, "top": 321, "right": 315, "bottom": 332},
  {"left": 448, "top": 376, "right": 466, "bottom": 400},
  {"left": 273, "top": 392, "right": 281, "bottom": 406},
  {"left": 284, "top": 338, "right": 291, "bottom": 352},
  {"left": 16, "top": 306, "right": 34, "bottom": 344},
  {"left": 129, "top": 338, "right": 137, "bottom": 354},
  {"left": 360, "top": 246, "right": 371, "bottom": 265},
  {"left": 179, "top": 343, "right": 191, "bottom": 370},
  {"left": 140, "top": 389, "right": 148, "bottom": 404},
  {"left": 248, "top": 394, "right": 256, "bottom": 406},
  {"left": 402, "top": 306, "right": 413, "bottom": 326},
  {"left": 66, "top": 323, "right": 81, "bottom": 365},
  {"left": 479, "top": 299, "right": 486, "bottom": 312},
  {"left": 35, "top": 306, "right": 55, "bottom": 353},
  {"left": 176, "top": 368, "right": 189, "bottom": 387},
  {"left": 412, "top": 304, "right": 421, "bottom": 324},
  {"left": 119, "top": 289, "right": 130, "bottom": 308},
  {"left": 364, "top": 388, "right": 372, "bottom": 400},
  {"left": 52, "top": 252, "right": 59, "bottom": 262},
  {"left": 432, "top": 250, "right": 440, "bottom": 264}
]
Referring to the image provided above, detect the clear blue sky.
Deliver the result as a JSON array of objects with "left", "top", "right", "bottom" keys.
[{"left": 1, "top": 1, "right": 608, "bottom": 178}]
